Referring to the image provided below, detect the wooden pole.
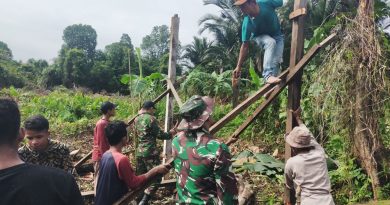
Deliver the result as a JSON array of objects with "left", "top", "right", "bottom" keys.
[
  {"left": 232, "top": 77, "right": 240, "bottom": 108},
  {"left": 285, "top": 0, "right": 307, "bottom": 203},
  {"left": 128, "top": 49, "right": 132, "bottom": 97},
  {"left": 163, "top": 14, "right": 180, "bottom": 169}
]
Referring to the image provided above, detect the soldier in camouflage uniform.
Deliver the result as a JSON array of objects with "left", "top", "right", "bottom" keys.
[
  {"left": 18, "top": 115, "right": 73, "bottom": 173},
  {"left": 134, "top": 101, "right": 176, "bottom": 205},
  {"left": 172, "top": 95, "right": 239, "bottom": 205}
]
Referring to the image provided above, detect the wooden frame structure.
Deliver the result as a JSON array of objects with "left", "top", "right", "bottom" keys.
[
  {"left": 112, "top": 32, "right": 335, "bottom": 205},
  {"left": 80, "top": 3, "right": 336, "bottom": 202}
]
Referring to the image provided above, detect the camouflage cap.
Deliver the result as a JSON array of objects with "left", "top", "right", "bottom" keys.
[{"left": 177, "top": 95, "right": 214, "bottom": 130}]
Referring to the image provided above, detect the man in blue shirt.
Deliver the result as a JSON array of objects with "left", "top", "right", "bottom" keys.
[{"left": 233, "top": 0, "right": 284, "bottom": 84}]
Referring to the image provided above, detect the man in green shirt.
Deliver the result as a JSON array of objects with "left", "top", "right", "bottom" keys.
[
  {"left": 233, "top": 0, "right": 284, "bottom": 84},
  {"left": 134, "top": 101, "right": 176, "bottom": 205},
  {"left": 172, "top": 95, "right": 239, "bottom": 204}
]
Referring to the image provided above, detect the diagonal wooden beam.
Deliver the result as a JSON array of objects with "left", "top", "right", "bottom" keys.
[
  {"left": 74, "top": 151, "right": 93, "bottom": 170},
  {"left": 225, "top": 33, "right": 336, "bottom": 145},
  {"left": 113, "top": 158, "right": 174, "bottom": 205},
  {"left": 289, "top": 8, "right": 307, "bottom": 20},
  {"left": 226, "top": 85, "right": 283, "bottom": 146},
  {"left": 166, "top": 79, "right": 183, "bottom": 107},
  {"left": 209, "top": 71, "right": 289, "bottom": 135}
]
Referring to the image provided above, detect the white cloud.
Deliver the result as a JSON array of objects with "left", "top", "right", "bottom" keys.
[{"left": 0, "top": 0, "right": 220, "bottom": 62}]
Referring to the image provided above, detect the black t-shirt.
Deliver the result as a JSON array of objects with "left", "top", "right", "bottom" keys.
[{"left": 0, "top": 163, "right": 84, "bottom": 205}]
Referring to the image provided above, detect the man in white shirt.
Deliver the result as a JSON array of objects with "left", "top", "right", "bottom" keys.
[{"left": 284, "top": 108, "right": 334, "bottom": 205}]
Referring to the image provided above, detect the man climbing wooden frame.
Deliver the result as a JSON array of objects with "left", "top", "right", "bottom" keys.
[{"left": 210, "top": 33, "right": 335, "bottom": 139}]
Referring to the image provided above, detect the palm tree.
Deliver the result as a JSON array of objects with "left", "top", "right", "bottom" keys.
[
  {"left": 198, "top": 0, "right": 243, "bottom": 72},
  {"left": 182, "top": 37, "right": 214, "bottom": 69}
]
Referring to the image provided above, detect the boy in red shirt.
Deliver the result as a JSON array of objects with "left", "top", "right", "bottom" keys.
[
  {"left": 95, "top": 120, "right": 169, "bottom": 205},
  {"left": 92, "top": 101, "right": 116, "bottom": 191}
]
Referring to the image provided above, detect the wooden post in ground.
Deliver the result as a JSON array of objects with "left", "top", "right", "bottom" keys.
[
  {"left": 128, "top": 49, "right": 132, "bottom": 97},
  {"left": 163, "top": 14, "right": 180, "bottom": 173},
  {"left": 285, "top": 0, "right": 307, "bottom": 203},
  {"left": 232, "top": 77, "right": 240, "bottom": 108}
]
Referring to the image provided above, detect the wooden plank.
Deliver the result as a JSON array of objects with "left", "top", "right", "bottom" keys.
[
  {"left": 167, "top": 79, "right": 183, "bottom": 107},
  {"left": 81, "top": 191, "right": 95, "bottom": 197},
  {"left": 225, "top": 34, "right": 335, "bottom": 146},
  {"left": 127, "top": 89, "right": 170, "bottom": 125},
  {"left": 74, "top": 150, "right": 133, "bottom": 172},
  {"left": 319, "top": 33, "right": 336, "bottom": 46},
  {"left": 113, "top": 158, "right": 175, "bottom": 205},
  {"left": 160, "top": 179, "right": 176, "bottom": 185},
  {"left": 289, "top": 8, "right": 307, "bottom": 20},
  {"left": 163, "top": 14, "right": 180, "bottom": 179},
  {"left": 74, "top": 151, "right": 92, "bottom": 169},
  {"left": 285, "top": 33, "right": 335, "bottom": 81},
  {"left": 153, "top": 89, "right": 171, "bottom": 105},
  {"left": 226, "top": 84, "right": 284, "bottom": 146},
  {"left": 209, "top": 70, "right": 289, "bottom": 135}
]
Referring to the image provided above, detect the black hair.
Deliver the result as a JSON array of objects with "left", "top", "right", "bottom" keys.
[
  {"left": 142, "top": 101, "right": 156, "bottom": 109},
  {"left": 105, "top": 120, "right": 127, "bottom": 146},
  {"left": 0, "top": 98, "right": 21, "bottom": 145},
  {"left": 24, "top": 115, "right": 49, "bottom": 131},
  {"left": 100, "top": 101, "right": 116, "bottom": 114}
]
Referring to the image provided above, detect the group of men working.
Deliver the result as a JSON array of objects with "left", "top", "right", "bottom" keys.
[
  {"left": 0, "top": 0, "right": 335, "bottom": 204},
  {"left": 89, "top": 94, "right": 239, "bottom": 205},
  {"left": 0, "top": 94, "right": 334, "bottom": 205}
]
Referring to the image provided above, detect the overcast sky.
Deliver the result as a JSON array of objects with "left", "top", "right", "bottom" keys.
[{"left": 0, "top": 0, "right": 220, "bottom": 62}]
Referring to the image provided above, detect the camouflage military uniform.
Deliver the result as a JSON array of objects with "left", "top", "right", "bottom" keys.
[
  {"left": 134, "top": 111, "right": 171, "bottom": 195},
  {"left": 172, "top": 130, "right": 239, "bottom": 205},
  {"left": 18, "top": 139, "right": 73, "bottom": 173}
]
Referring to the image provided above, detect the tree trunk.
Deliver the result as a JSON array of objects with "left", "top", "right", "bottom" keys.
[
  {"left": 351, "top": 0, "right": 385, "bottom": 199},
  {"left": 353, "top": 70, "right": 382, "bottom": 199}
]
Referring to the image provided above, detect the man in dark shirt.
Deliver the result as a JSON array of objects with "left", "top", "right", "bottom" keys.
[
  {"left": 0, "top": 98, "right": 83, "bottom": 205},
  {"left": 95, "top": 120, "right": 170, "bottom": 205}
]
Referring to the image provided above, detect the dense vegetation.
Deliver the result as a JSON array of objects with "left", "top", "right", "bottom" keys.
[{"left": 1, "top": 0, "right": 390, "bottom": 204}]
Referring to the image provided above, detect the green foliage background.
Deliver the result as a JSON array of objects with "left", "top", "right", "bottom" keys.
[{"left": 0, "top": 0, "right": 389, "bottom": 203}]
